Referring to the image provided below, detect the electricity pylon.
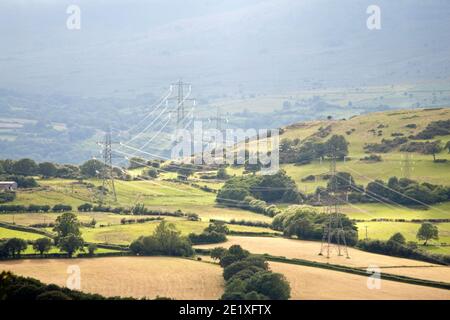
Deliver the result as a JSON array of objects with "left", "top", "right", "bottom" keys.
[
  {"left": 168, "top": 80, "right": 196, "bottom": 129},
  {"left": 209, "top": 107, "right": 227, "bottom": 131},
  {"left": 401, "top": 152, "right": 413, "bottom": 179},
  {"left": 98, "top": 128, "right": 117, "bottom": 204},
  {"left": 319, "top": 154, "right": 350, "bottom": 259}
]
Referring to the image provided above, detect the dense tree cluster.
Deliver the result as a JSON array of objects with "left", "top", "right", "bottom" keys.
[
  {"left": 0, "top": 175, "right": 38, "bottom": 188},
  {"left": 0, "top": 191, "right": 16, "bottom": 204},
  {"left": 412, "top": 120, "right": 450, "bottom": 139},
  {"left": 188, "top": 221, "right": 228, "bottom": 245},
  {"left": 0, "top": 158, "right": 81, "bottom": 179},
  {"left": 32, "top": 238, "right": 53, "bottom": 256},
  {"left": 316, "top": 173, "right": 450, "bottom": 206},
  {"left": 0, "top": 271, "right": 116, "bottom": 300},
  {"left": 279, "top": 134, "right": 349, "bottom": 164},
  {"left": 130, "top": 221, "right": 194, "bottom": 257},
  {"left": 0, "top": 238, "right": 28, "bottom": 258},
  {"left": 212, "top": 245, "right": 291, "bottom": 300},
  {"left": 272, "top": 206, "right": 358, "bottom": 245},
  {"left": 364, "top": 137, "right": 408, "bottom": 153},
  {"left": 357, "top": 228, "right": 448, "bottom": 265},
  {"left": 217, "top": 170, "right": 302, "bottom": 206},
  {"left": 364, "top": 177, "right": 450, "bottom": 205},
  {"left": 400, "top": 141, "right": 442, "bottom": 160},
  {"left": 53, "top": 212, "right": 84, "bottom": 257}
]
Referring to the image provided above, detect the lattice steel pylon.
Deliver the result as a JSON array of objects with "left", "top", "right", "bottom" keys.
[
  {"left": 168, "top": 80, "right": 195, "bottom": 130},
  {"left": 98, "top": 128, "right": 117, "bottom": 204},
  {"left": 319, "top": 154, "right": 350, "bottom": 259},
  {"left": 401, "top": 152, "right": 413, "bottom": 179},
  {"left": 209, "top": 107, "right": 227, "bottom": 131}
]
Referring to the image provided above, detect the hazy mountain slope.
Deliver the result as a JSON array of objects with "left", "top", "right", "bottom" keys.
[{"left": 0, "top": 0, "right": 449, "bottom": 97}]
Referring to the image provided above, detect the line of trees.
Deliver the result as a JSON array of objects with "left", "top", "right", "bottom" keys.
[
  {"left": 0, "top": 271, "right": 115, "bottom": 300},
  {"left": 280, "top": 134, "right": 349, "bottom": 164},
  {"left": 0, "top": 158, "right": 78, "bottom": 179},
  {"left": 271, "top": 206, "right": 358, "bottom": 245},
  {"left": 361, "top": 176, "right": 450, "bottom": 205},
  {"left": 357, "top": 225, "right": 449, "bottom": 265},
  {"left": 217, "top": 170, "right": 303, "bottom": 207},
  {"left": 311, "top": 173, "right": 450, "bottom": 206},
  {"left": 0, "top": 204, "right": 71, "bottom": 213},
  {"left": 0, "top": 237, "right": 54, "bottom": 258},
  {"left": 0, "top": 158, "right": 129, "bottom": 180}
]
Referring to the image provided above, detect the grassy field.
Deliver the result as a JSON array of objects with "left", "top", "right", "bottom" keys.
[
  {"left": 341, "top": 202, "right": 450, "bottom": 220},
  {"left": 0, "top": 257, "right": 224, "bottom": 299},
  {"left": 0, "top": 212, "right": 138, "bottom": 226},
  {"left": 21, "top": 246, "right": 119, "bottom": 255},
  {"left": 278, "top": 108, "right": 450, "bottom": 189},
  {"left": 9, "top": 178, "right": 272, "bottom": 223},
  {"left": 357, "top": 221, "right": 450, "bottom": 251},
  {"left": 79, "top": 219, "right": 277, "bottom": 245},
  {"left": 0, "top": 211, "right": 277, "bottom": 246},
  {"left": 282, "top": 156, "right": 450, "bottom": 193},
  {"left": 269, "top": 261, "right": 450, "bottom": 300},
  {"left": 0, "top": 226, "right": 48, "bottom": 241}
]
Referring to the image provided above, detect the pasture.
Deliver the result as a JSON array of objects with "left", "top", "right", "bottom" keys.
[
  {"left": 0, "top": 226, "right": 46, "bottom": 241},
  {"left": 78, "top": 219, "right": 277, "bottom": 245},
  {"left": 342, "top": 202, "right": 450, "bottom": 221},
  {"left": 356, "top": 221, "right": 450, "bottom": 254},
  {"left": 8, "top": 178, "right": 272, "bottom": 223}
]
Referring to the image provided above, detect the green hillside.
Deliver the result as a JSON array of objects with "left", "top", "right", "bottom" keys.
[{"left": 279, "top": 108, "right": 450, "bottom": 189}]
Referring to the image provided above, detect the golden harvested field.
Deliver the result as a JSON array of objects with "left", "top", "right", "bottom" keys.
[
  {"left": 269, "top": 262, "right": 450, "bottom": 300},
  {"left": 195, "top": 236, "right": 450, "bottom": 284},
  {"left": 195, "top": 236, "right": 438, "bottom": 268},
  {"left": 379, "top": 266, "right": 450, "bottom": 284},
  {"left": 197, "top": 236, "right": 450, "bottom": 283},
  {"left": 0, "top": 257, "right": 224, "bottom": 300}
]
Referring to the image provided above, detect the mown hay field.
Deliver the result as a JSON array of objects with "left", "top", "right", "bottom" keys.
[
  {"left": 0, "top": 257, "right": 224, "bottom": 300},
  {"left": 195, "top": 236, "right": 450, "bottom": 284},
  {"left": 269, "top": 262, "right": 450, "bottom": 300}
]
